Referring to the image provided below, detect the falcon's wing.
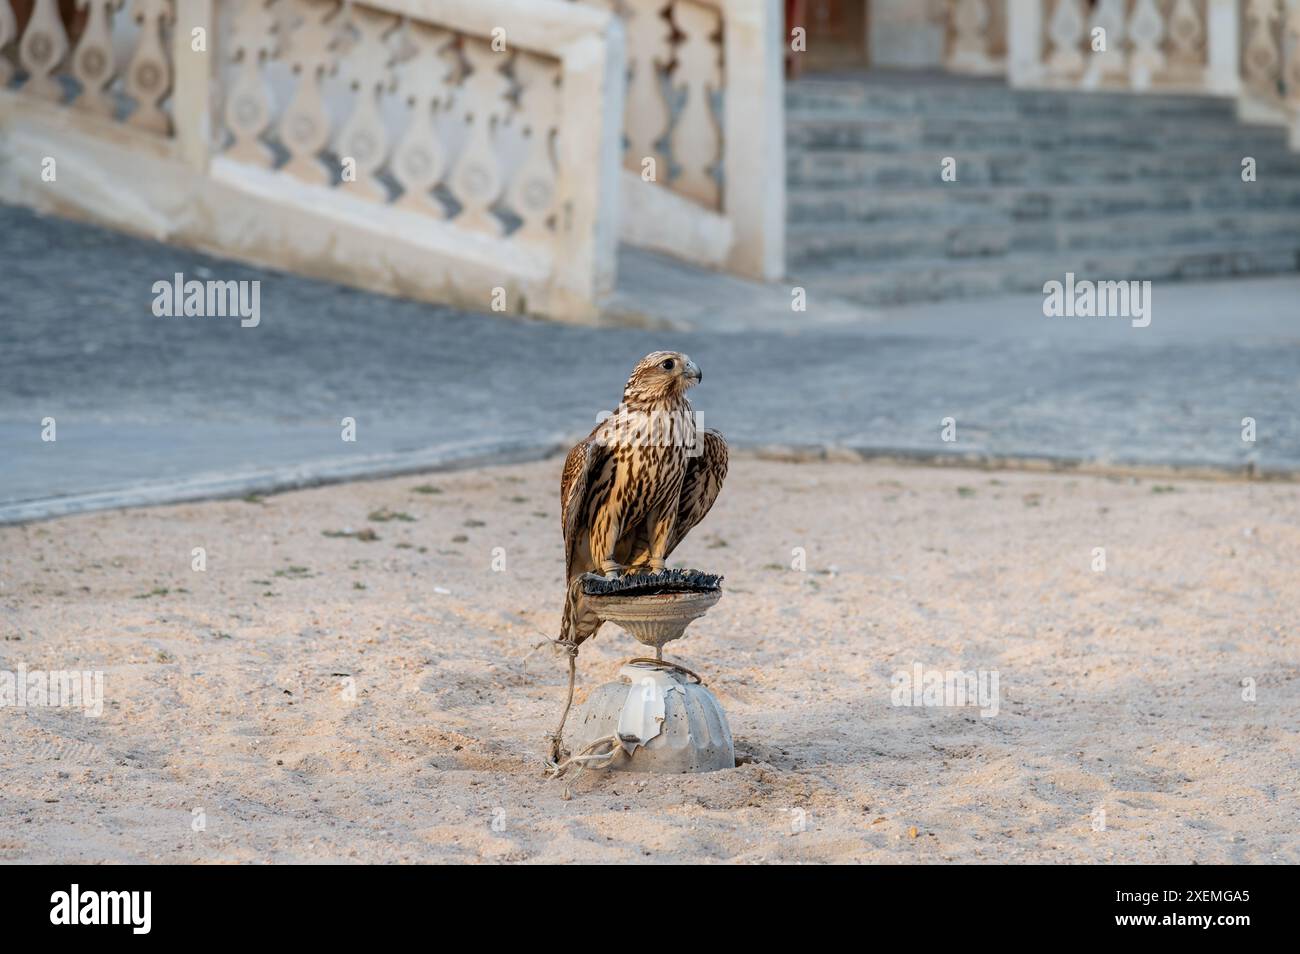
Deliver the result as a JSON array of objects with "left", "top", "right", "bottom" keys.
[
  {"left": 560, "top": 435, "right": 609, "bottom": 580},
  {"left": 666, "top": 429, "right": 728, "bottom": 556}
]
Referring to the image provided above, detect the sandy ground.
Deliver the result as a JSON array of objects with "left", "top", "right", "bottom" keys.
[{"left": 1, "top": 457, "right": 1297, "bottom": 864}]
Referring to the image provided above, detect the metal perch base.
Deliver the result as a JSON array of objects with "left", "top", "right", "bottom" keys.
[
  {"left": 569, "top": 661, "right": 735, "bottom": 774},
  {"left": 564, "top": 570, "right": 732, "bottom": 774}
]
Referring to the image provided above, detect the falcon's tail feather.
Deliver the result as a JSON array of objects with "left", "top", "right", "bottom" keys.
[{"left": 560, "top": 575, "right": 605, "bottom": 648}]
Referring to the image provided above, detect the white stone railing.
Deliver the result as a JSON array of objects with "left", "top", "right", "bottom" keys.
[
  {"left": 946, "top": 0, "right": 1008, "bottom": 75},
  {"left": 0, "top": 0, "right": 627, "bottom": 322},
  {"left": 1004, "top": 0, "right": 1236, "bottom": 91},
  {"left": 1238, "top": 0, "right": 1300, "bottom": 139},
  {"left": 2, "top": 0, "right": 176, "bottom": 132},
  {"left": 1001, "top": 1, "right": 1300, "bottom": 148},
  {"left": 577, "top": 0, "right": 784, "bottom": 282}
]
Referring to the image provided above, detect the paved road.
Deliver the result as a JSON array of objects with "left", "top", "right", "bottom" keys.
[{"left": 2, "top": 203, "right": 1298, "bottom": 522}]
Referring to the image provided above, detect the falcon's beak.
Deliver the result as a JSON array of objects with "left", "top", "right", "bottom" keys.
[{"left": 685, "top": 359, "right": 702, "bottom": 384}]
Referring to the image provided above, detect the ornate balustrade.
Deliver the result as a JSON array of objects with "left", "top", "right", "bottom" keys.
[
  {"left": 0, "top": 0, "right": 627, "bottom": 322},
  {"left": 575, "top": 0, "right": 784, "bottom": 281},
  {"left": 997, "top": 1, "right": 1299, "bottom": 147},
  {"left": 1239, "top": 0, "right": 1300, "bottom": 134},
  {"left": 219, "top": 0, "right": 568, "bottom": 242},
  {"left": 946, "top": 0, "right": 1008, "bottom": 76},
  {"left": 1002, "top": 0, "right": 1233, "bottom": 91},
  {"left": 1, "top": 0, "right": 175, "bottom": 132}
]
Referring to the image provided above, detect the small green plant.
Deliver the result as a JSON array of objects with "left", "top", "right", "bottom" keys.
[{"left": 273, "top": 566, "right": 312, "bottom": 579}]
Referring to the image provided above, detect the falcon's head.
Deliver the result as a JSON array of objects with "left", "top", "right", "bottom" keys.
[{"left": 623, "top": 351, "right": 702, "bottom": 405}]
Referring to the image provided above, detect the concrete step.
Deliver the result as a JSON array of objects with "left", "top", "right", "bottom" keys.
[
  {"left": 788, "top": 209, "right": 1300, "bottom": 268},
  {"left": 792, "top": 238, "right": 1300, "bottom": 306},
  {"left": 787, "top": 147, "right": 1300, "bottom": 189},
  {"left": 786, "top": 115, "right": 1290, "bottom": 154},
  {"left": 786, "top": 80, "right": 1238, "bottom": 121},
  {"left": 787, "top": 179, "right": 1300, "bottom": 227},
  {"left": 783, "top": 74, "right": 1300, "bottom": 303}
]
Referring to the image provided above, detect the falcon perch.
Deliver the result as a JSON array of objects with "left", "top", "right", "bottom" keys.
[{"left": 559, "top": 351, "right": 728, "bottom": 648}]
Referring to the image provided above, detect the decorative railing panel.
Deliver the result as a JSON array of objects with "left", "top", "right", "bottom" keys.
[
  {"left": 0, "top": 0, "right": 626, "bottom": 322},
  {"left": 1034, "top": 0, "right": 1215, "bottom": 89},
  {"left": 578, "top": 0, "right": 723, "bottom": 211},
  {"left": 574, "top": 0, "right": 784, "bottom": 282},
  {"left": 2, "top": 0, "right": 176, "bottom": 133},
  {"left": 947, "top": 0, "right": 1008, "bottom": 75},
  {"left": 1000, "top": 0, "right": 1298, "bottom": 147},
  {"left": 1242, "top": 0, "right": 1300, "bottom": 113},
  {"left": 215, "top": 0, "right": 564, "bottom": 243}
]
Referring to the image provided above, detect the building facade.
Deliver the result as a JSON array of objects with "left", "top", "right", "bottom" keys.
[{"left": 1, "top": 0, "right": 1297, "bottom": 320}]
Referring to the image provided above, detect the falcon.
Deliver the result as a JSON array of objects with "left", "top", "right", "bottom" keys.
[{"left": 558, "top": 351, "right": 728, "bottom": 648}]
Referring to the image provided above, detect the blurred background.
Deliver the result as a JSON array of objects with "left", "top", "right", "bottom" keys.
[{"left": 2, "top": 0, "right": 1298, "bottom": 519}]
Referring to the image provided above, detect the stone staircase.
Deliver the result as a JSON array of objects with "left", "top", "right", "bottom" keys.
[{"left": 786, "top": 73, "right": 1300, "bottom": 305}]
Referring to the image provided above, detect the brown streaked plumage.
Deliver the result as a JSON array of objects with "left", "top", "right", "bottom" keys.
[{"left": 559, "top": 351, "right": 728, "bottom": 646}]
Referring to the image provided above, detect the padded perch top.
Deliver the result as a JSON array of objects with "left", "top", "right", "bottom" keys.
[{"left": 581, "top": 568, "right": 723, "bottom": 597}]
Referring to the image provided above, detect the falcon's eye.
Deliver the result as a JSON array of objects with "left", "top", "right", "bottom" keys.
[{"left": 661, "top": 359, "right": 675, "bottom": 371}]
